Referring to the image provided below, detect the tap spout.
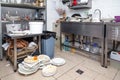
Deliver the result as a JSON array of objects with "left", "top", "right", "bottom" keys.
[{"left": 94, "top": 9, "right": 101, "bottom": 21}]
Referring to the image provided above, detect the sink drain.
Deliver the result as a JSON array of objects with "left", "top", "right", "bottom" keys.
[{"left": 76, "top": 69, "right": 84, "bottom": 75}]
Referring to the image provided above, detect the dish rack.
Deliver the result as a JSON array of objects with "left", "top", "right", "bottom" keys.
[{"left": 7, "top": 44, "right": 38, "bottom": 64}]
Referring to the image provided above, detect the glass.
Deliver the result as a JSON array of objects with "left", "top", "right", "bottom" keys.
[{"left": 22, "top": 23, "right": 28, "bottom": 31}]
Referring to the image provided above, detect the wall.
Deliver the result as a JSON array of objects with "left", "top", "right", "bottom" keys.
[
  {"left": 47, "top": 0, "right": 120, "bottom": 31},
  {"left": 47, "top": 0, "right": 59, "bottom": 31}
]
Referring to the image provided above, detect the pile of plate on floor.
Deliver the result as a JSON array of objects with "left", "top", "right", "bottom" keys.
[{"left": 18, "top": 55, "right": 66, "bottom": 76}]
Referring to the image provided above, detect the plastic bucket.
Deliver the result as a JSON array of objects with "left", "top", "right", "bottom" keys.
[
  {"left": 6, "top": 24, "right": 21, "bottom": 33},
  {"left": 29, "top": 22, "right": 43, "bottom": 34}
]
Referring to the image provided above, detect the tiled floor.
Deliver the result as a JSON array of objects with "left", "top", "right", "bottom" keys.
[{"left": 0, "top": 48, "right": 120, "bottom": 80}]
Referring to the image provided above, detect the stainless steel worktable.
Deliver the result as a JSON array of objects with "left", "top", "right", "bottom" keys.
[
  {"left": 4, "top": 33, "right": 43, "bottom": 72},
  {"left": 60, "top": 22, "right": 105, "bottom": 67},
  {"left": 104, "top": 22, "right": 120, "bottom": 68}
]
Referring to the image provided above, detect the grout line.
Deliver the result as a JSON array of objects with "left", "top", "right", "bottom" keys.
[
  {"left": 0, "top": 72, "right": 15, "bottom": 79},
  {"left": 56, "top": 62, "right": 83, "bottom": 79},
  {"left": 53, "top": 77, "right": 58, "bottom": 80},
  {"left": 112, "top": 70, "right": 119, "bottom": 80}
]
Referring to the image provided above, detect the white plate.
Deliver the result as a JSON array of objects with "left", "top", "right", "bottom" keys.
[
  {"left": 51, "top": 58, "right": 66, "bottom": 66},
  {"left": 18, "top": 68, "right": 38, "bottom": 75},
  {"left": 18, "top": 64, "right": 38, "bottom": 75},
  {"left": 24, "top": 56, "right": 39, "bottom": 64},
  {"left": 22, "top": 61, "right": 39, "bottom": 68},
  {"left": 42, "top": 65, "right": 57, "bottom": 77},
  {"left": 18, "top": 63, "right": 39, "bottom": 73},
  {"left": 38, "top": 55, "right": 50, "bottom": 62}
]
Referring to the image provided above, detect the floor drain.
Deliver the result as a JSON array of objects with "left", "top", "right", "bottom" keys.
[{"left": 76, "top": 69, "right": 84, "bottom": 75}]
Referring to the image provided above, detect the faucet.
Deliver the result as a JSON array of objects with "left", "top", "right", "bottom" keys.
[{"left": 94, "top": 9, "right": 101, "bottom": 21}]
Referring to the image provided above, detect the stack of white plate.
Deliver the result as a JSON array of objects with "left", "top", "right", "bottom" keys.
[
  {"left": 51, "top": 58, "right": 66, "bottom": 66},
  {"left": 18, "top": 56, "right": 40, "bottom": 75},
  {"left": 18, "top": 63, "right": 39, "bottom": 75},
  {"left": 18, "top": 55, "right": 51, "bottom": 75}
]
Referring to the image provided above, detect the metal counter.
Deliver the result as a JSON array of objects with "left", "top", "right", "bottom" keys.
[
  {"left": 61, "top": 22, "right": 104, "bottom": 38},
  {"left": 104, "top": 22, "right": 120, "bottom": 67},
  {"left": 60, "top": 22, "right": 105, "bottom": 66}
]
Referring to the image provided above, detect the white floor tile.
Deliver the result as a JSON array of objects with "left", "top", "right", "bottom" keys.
[
  {"left": 114, "top": 70, "right": 120, "bottom": 80},
  {"left": 0, "top": 49, "right": 119, "bottom": 80}
]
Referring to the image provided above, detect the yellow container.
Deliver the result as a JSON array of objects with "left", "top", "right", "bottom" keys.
[{"left": 71, "top": 48, "right": 76, "bottom": 53}]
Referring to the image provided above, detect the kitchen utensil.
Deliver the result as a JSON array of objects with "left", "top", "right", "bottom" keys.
[{"left": 6, "top": 24, "right": 21, "bottom": 33}]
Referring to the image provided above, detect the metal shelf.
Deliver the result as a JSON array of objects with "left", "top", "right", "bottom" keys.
[
  {"left": 1, "top": 3, "right": 45, "bottom": 10},
  {"left": 68, "top": 0, "right": 92, "bottom": 9},
  {"left": 69, "top": 4, "right": 91, "bottom": 9},
  {"left": 1, "top": 20, "right": 46, "bottom": 23},
  {"left": 62, "top": 44, "right": 101, "bottom": 56},
  {"left": 0, "top": 0, "right": 47, "bottom": 61}
]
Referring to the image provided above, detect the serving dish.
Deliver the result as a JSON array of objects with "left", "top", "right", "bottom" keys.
[{"left": 51, "top": 58, "right": 66, "bottom": 66}]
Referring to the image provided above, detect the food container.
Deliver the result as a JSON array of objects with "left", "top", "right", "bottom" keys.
[
  {"left": 115, "top": 16, "right": 120, "bottom": 22},
  {"left": 110, "top": 51, "right": 120, "bottom": 61},
  {"left": 6, "top": 24, "right": 21, "bottom": 33},
  {"left": 29, "top": 22, "right": 43, "bottom": 34}
]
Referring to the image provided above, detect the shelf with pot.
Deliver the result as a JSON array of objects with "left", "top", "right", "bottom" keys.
[
  {"left": 0, "top": 0, "right": 47, "bottom": 71},
  {"left": 1, "top": 3, "right": 45, "bottom": 10},
  {"left": 68, "top": 0, "right": 92, "bottom": 9}
]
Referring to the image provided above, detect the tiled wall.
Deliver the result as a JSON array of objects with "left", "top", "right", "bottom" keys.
[{"left": 47, "top": 0, "right": 120, "bottom": 31}]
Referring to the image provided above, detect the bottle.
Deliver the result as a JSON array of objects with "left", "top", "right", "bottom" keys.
[
  {"left": 90, "top": 43, "right": 99, "bottom": 54},
  {"left": 72, "top": 0, "right": 77, "bottom": 6},
  {"left": 63, "top": 36, "right": 70, "bottom": 51},
  {"left": 84, "top": 42, "right": 90, "bottom": 52},
  {"left": 71, "top": 48, "right": 76, "bottom": 53}
]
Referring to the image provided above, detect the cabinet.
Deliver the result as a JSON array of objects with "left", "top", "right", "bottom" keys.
[
  {"left": 68, "top": 0, "right": 92, "bottom": 9},
  {"left": 0, "top": 0, "right": 47, "bottom": 70},
  {"left": 104, "top": 22, "right": 120, "bottom": 68}
]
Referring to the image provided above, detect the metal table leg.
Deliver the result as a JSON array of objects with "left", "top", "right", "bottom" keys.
[
  {"left": 14, "top": 38, "right": 17, "bottom": 72},
  {"left": 0, "top": 48, "right": 3, "bottom": 61},
  {"left": 60, "top": 32, "right": 62, "bottom": 50},
  {"left": 38, "top": 35, "right": 41, "bottom": 54},
  {"left": 104, "top": 38, "right": 108, "bottom": 68},
  {"left": 100, "top": 38, "right": 104, "bottom": 67}
]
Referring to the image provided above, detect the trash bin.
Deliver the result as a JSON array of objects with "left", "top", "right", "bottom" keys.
[{"left": 41, "top": 31, "right": 56, "bottom": 59}]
